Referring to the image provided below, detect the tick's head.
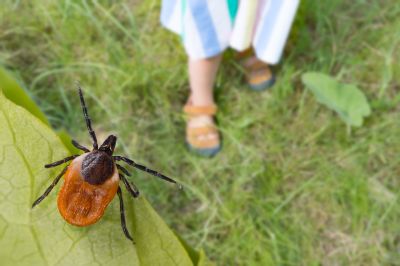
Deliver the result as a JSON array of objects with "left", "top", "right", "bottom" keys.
[{"left": 99, "top": 135, "right": 117, "bottom": 155}]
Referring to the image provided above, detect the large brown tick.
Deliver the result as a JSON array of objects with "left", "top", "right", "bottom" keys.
[{"left": 32, "top": 85, "right": 180, "bottom": 241}]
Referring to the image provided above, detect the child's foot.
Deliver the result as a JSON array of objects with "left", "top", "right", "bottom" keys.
[
  {"left": 183, "top": 99, "right": 221, "bottom": 157},
  {"left": 238, "top": 49, "right": 276, "bottom": 91}
]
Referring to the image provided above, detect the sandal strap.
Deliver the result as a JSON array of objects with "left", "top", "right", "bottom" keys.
[
  {"left": 237, "top": 48, "right": 270, "bottom": 72},
  {"left": 248, "top": 71, "right": 273, "bottom": 85},
  {"left": 189, "top": 137, "right": 220, "bottom": 148},
  {"left": 244, "top": 59, "right": 269, "bottom": 71},
  {"left": 186, "top": 125, "right": 219, "bottom": 148},
  {"left": 183, "top": 104, "right": 217, "bottom": 116},
  {"left": 236, "top": 48, "right": 253, "bottom": 60},
  {"left": 187, "top": 125, "right": 217, "bottom": 137}
]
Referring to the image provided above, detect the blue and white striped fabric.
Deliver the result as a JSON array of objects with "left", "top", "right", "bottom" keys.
[{"left": 161, "top": 0, "right": 300, "bottom": 65}]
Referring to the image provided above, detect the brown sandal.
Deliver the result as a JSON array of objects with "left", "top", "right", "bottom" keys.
[
  {"left": 237, "top": 49, "right": 276, "bottom": 91},
  {"left": 183, "top": 103, "right": 221, "bottom": 157}
]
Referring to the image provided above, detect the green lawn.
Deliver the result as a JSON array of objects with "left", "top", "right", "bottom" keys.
[{"left": 1, "top": 0, "right": 399, "bottom": 265}]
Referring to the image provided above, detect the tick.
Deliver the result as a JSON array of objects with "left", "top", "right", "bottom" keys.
[{"left": 32, "top": 85, "right": 180, "bottom": 241}]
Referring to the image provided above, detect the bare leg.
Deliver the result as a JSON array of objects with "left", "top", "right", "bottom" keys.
[
  {"left": 187, "top": 55, "right": 222, "bottom": 145},
  {"left": 189, "top": 55, "right": 222, "bottom": 106}
]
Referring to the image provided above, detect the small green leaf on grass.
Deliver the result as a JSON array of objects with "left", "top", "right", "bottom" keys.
[
  {"left": 0, "top": 90, "right": 196, "bottom": 265},
  {"left": 302, "top": 72, "right": 371, "bottom": 127}
]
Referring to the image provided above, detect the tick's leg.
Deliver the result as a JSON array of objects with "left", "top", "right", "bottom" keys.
[
  {"left": 119, "top": 173, "right": 140, "bottom": 198},
  {"left": 32, "top": 166, "right": 68, "bottom": 208},
  {"left": 72, "top": 140, "right": 90, "bottom": 153},
  {"left": 77, "top": 84, "right": 98, "bottom": 150},
  {"left": 117, "top": 164, "right": 140, "bottom": 197},
  {"left": 114, "top": 156, "right": 181, "bottom": 187},
  {"left": 116, "top": 164, "right": 131, "bottom": 176},
  {"left": 44, "top": 155, "right": 79, "bottom": 168},
  {"left": 117, "top": 187, "right": 134, "bottom": 241}
]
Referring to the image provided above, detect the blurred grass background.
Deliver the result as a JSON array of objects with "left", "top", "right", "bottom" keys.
[{"left": 1, "top": 0, "right": 399, "bottom": 265}]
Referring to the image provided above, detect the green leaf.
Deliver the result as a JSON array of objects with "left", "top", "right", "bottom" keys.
[
  {"left": 0, "top": 68, "right": 79, "bottom": 154},
  {"left": 0, "top": 68, "right": 49, "bottom": 125},
  {"left": 301, "top": 72, "right": 371, "bottom": 127},
  {"left": 197, "top": 250, "right": 214, "bottom": 266},
  {"left": 131, "top": 197, "right": 194, "bottom": 265},
  {"left": 0, "top": 91, "right": 195, "bottom": 265}
]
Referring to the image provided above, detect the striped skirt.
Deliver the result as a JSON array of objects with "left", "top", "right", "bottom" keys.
[{"left": 161, "top": 0, "right": 300, "bottom": 65}]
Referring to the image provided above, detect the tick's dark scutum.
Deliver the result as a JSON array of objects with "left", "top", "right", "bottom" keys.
[{"left": 81, "top": 151, "right": 114, "bottom": 185}]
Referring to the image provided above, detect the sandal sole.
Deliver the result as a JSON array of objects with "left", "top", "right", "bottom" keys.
[
  {"left": 186, "top": 142, "right": 221, "bottom": 157},
  {"left": 248, "top": 75, "right": 276, "bottom": 91}
]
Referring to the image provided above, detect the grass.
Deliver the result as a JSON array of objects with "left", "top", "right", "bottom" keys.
[{"left": 1, "top": 0, "right": 399, "bottom": 265}]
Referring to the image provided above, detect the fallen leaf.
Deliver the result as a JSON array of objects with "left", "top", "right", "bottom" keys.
[{"left": 302, "top": 72, "right": 371, "bottom": 127}]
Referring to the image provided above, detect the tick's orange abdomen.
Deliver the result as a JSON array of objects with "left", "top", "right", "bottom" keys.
[{"left": 57, "top": 153, "right": 119, "bottom": 226}]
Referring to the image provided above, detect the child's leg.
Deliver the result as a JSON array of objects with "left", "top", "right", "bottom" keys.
[
  {"left": 188, "top": 55, "right": 222, "bottom": 106},
  {"left": 237, "top": 49, "right": 275, "bottom": 91},
  {"left": 184, "top": 54, "right": 222, "bottom": 156}
]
